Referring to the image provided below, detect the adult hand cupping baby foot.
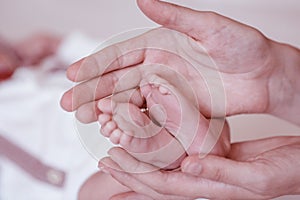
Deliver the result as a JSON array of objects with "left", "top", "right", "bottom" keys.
[{"left": 61, "top": 0, "right": 288, "bottom": 123}]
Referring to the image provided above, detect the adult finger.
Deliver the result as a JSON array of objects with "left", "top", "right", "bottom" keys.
[
  {"left": 66, "top": 23, "right": 201, "bottom": 83},
  {"left": 99, "top": 157, "right": 167, "bottom": 200},
  {"left": 229, "top": 136, "right": 300, "bottom": 161},
  {"left": 75, "top": 88, "right": 144, "bottom": 123},
  {"left": 106, "top": 147, "right": 259, "bottom": 199},
  {"left": 137, "top": 0, "right": 234, "bottom": 41},
  {"left": 181, "top": 154, "right": 264, "bottom": 189},
  {"left": 108, "top": 169, "right": 190, "bottom": 200},
  {"left": 66, "top": 44, "right": 146, "bottom": 82},
  {"left": 61, "top": 66, "right": 142, "bottom": 112},
  {"left": 101, "top": 157, "right": 192, "bottom": 200}
]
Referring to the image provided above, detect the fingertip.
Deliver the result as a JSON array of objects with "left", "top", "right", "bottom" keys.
[
  {"left": 98, "top": 156, "right": 117, "bottom": 170},
  {"left": 136, "top": 0, "right": 166, "bottom": 24},
  {"left": 60, "top": 90, "right": 74, "bottom": 112},
  {"left": 107, "top": 146, "right": 124, "bottom": 157},
  {"left": 136, "top": 0, "right": 152, "bottom": 9},
  {"left": 66, "top": 58, "right": 84, "bottom": 81},
  {"left": 137, "top": 0, "right": 184, "bottom": 27}
]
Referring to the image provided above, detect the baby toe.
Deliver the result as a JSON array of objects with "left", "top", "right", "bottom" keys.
[
  {"left": 98, "top": 114, "right": 111, "bottom": 126},
  {"left": 109, "top": 129, "right": 122, "bottom": 144},
  {"left": 119, "top": 131, "right": 133, "bottom": 147},
  {"left": 98, "top": 98, "right": 114, "bottom": 114},
  {"left": 100, "top": 121, "right": 117, "bottom": 137}
]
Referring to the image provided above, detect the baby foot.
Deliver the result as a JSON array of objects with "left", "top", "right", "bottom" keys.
[
  {"left": 141, "top": 75, "right": 230, "bottom": 157},
  {"left": 97, "top": 89, "right": 186, "bottom": 169}
]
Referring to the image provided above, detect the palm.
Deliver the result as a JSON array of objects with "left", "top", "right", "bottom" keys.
[
  {"left": 141, "top": 26, "right": 274, "bottom": 116},
  {"left": 137, "top": 0, "right": 279, "bottom": 116},
  {"left": 61, "top": 2, "right": 277, "bottom": 121},
  {"left": 61, "top": 26, "right": 274, "bottom": 122}
]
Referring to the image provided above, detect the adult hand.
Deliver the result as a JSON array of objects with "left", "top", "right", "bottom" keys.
[
  {"left": 60, "top": 0, "right": 300, "bottom": 124},
  {"left": 100, "top": 136, "right": 300, "bottom": 200}
]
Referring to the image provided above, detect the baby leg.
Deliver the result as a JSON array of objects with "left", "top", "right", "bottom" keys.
[{"left": 78, "top": 171, "right": 130, "bottom": 200}]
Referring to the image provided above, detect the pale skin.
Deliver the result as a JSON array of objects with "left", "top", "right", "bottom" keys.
[
  {"left": 60, "top": 0, "right": 300, "bottom": 199},
  {"left": 98, "top": 75, "right": 230, "bottom": 167},
  {"left": 100, "top": 137, "right": 300, "bottom": 200},
  {"left": 61, "top": 1, "right": 300, "bottom": 126},
  {"left": 85, "top": 76, "right": 230, "bottom": 200},
  {"left": 97, "top": 84, "right": 188, "bottom": 170}
]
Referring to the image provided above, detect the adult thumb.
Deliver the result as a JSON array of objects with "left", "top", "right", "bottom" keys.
[
  {"left": 181, "top": 155, "right": 256, "bottom": 186},
  {"left": 137, "top": 0, "right": 226, "bottom": 41}
]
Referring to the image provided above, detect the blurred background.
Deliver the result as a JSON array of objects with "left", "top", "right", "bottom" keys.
[
  {"left": 1, "top": 0, "right": 300, "bottom": 46},
  {"left": 0, "top": 0, "right": 300, "bottom": 199}
]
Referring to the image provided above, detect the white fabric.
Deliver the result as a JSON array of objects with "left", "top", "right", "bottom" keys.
[{"left": 0, "top": 33, "right": 111, "bottom": 200}]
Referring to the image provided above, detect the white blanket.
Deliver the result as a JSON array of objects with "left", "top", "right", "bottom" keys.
[{"left": 0, "top": 33, "right": 113, "bottom": 200}]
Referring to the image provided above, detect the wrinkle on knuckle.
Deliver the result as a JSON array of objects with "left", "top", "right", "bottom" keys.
[{"left": 213, "top": 167, "right": 226, "bottom": 183}]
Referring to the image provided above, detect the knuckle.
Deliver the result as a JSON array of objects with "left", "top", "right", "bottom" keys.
[{"left": 213, "top": 167, "right": 226, "bottom": 182}]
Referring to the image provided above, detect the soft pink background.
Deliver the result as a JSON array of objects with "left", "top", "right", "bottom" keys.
[
  {"left": 1, "top": 0, "right": 300, "bottom": 48},
  {"left": 1, "top": 0, "right": 300, "bottom": 199}
]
